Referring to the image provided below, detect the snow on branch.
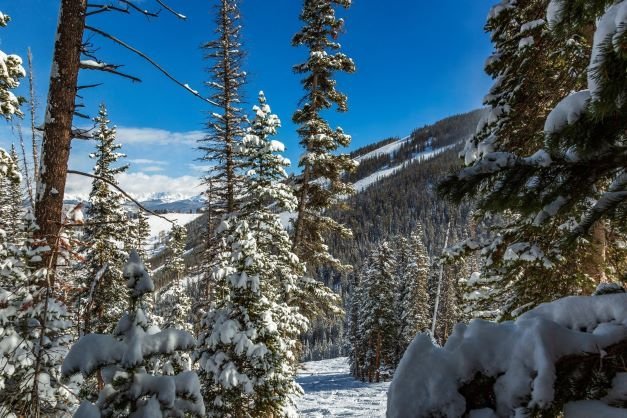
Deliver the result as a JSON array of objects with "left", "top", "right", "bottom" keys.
[
  {"left": 79, "top": 59, "right": 141, "bottom": 83},
  {"left": 388, "top": 292, "right": 627, "bottom": 417}
]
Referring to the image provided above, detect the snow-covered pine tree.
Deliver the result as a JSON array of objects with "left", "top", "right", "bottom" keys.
[
  {"left": 197, "top": 93, "right": 308, "bottom": 417},
  {"left": 157, "top": 224, "right": 191, "bottom": 333},
  {"left": 196, "top": 218, "right": 305, "bottom": 417},
  {"left": 125, "top": 210, "right": 151, "bottom": 264},
  {"left": 0, "top": 11, "right": 25, "bottom": 120},
  {"left": 396, "top": 226, "right": 431, "bottom": 362},
  {"left": 62, "top": 250, "right": 205, "bottom": 417},
  {"left": 347, "top": 267, "right": 366, "bottom": 379},
  {"left": 80, "top": 104, "right": 130, "bottom": 335},
  {"left": 290, "top": 0, "right": 357, "bottom": 272},
  {"left": 358, "top": 242, "right": 398, "bottom": 382},
  {"left": 437, "top": 0, "right": 625, "bottom": 319},
  {"left": 0, "top": 207, "right": 74, "bottom": 417},
  {"left": 0, "top": 146, "right": 24, "bottom": 245},
  {"left": 198, "top": 0, "right": 248, "bottom": 307}
]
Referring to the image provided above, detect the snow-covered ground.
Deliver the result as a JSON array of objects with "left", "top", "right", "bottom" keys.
[
  {"left": 146, "top": 213, "right": 202, "bottom": 254},
  {"left": 296, "top": 357, "right": 389, "bottom": 417}
]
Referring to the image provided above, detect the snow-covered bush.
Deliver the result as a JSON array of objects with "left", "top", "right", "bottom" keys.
[
  {"left": 387, "top": 291, "right": 627, "bottom": 417},
  {"left": 62, "top": 251, "right": 204, "bottom": 417}
]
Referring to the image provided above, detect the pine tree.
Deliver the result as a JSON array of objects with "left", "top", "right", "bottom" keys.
[
  {"left": 197, "top": 93, "right": 308, "bottom": 417},
  {"left": 0, "top": 11, "right": 25, "bottom": 120},
  {"left": 0, "top": 207, "right": 74, "bottom": 417},
  {"left": 157, "top": 224, "right": 191, "bottom": 333},
  {"left": 0, "top": 146, "right": 24, "bottom": 245},
  {"left": 347, "top": 268, "right": 365, "bottom": 379},
  {"left": 80, "top": 104, "right": 130, "bottom": 334},
  {"left": 396, "top": 226, "right": 431, "bottom": 361},
  {"left": 196, "top": 218, "right": 305, "bottom": 417},
  {"left": 198, "top": 0, "right": 248, "bottom": 309},
  {"left": 291, "top": 0, "right": 357, "bottom": 272},
  {"left": 62, "top": 251, "right": 205, "bottom": 417},
  {"left": 437, "top": 0, "right": 626, "bottom": 319},
  {"left": 358, "top": 242, "right": 398, "bottom": 382}
]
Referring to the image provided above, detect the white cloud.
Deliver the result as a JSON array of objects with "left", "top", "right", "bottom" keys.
[
  {"left": 116, "top": 127, "right": 204, "bottom": 146},
  {"left": 65, "top": 171, "right": 202, "bottom": 201},
  {"left": 141, "top": 166, "right": 165, "bottom": 172},
  {"left": 129, "top": 158, "right": 168, "bottom": 165}
]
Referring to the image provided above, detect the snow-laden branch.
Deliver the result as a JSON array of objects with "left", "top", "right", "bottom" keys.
[
  {"left": 79, "top": 59, "right": 141, "bottom": 83},
  {"left": 84, "top": 25, "right": 217, "bottom": 106}
]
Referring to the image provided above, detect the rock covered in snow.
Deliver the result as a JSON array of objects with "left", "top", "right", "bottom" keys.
[{"left": 387, "top": 293, "right": 627, "bottom": 417}]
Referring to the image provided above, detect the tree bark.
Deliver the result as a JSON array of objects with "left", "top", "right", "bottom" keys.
[{"left": 35, "top": 0, "right": 87, "bottom": 272}]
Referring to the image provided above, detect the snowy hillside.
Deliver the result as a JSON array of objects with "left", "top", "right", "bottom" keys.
[
  {"left": 296, "top": 357, "right": 389, "bottom": 417},
  {"left": 146, "top": 213, "right": 202, "bottom": 253},
  {"left": 354, "top": 143, "right": 457, "bottom": 192}
]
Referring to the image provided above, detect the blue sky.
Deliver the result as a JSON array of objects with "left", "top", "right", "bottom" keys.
[{"left": 0, "top": 0, "right": 495, "bottom": 199}]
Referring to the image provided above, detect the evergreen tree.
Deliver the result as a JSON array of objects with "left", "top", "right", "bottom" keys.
[
  {"left": 0, "top": 206, "right": 74, "bottom": 417},
  {"left": 157, "top": 224, "right": 191, "bottom": 333},
  {"left": 0, "top": 146, "right": 24, "bottom": 244},
  {"left": 290, "top": 0, "right": 357, "bottom": 272},
  {"left": 62, "top": 251, "right": 204, "bottom": 417},
  {"left": 197, "top": 218, "right": 305, "bottom": 417},
  {"left": 347, "top": 268, "right": 365, "bottom": 379},
  {"left": 197, "top": 93, "right": 307, "bottom": 417},
  {"left": 81, "top": 104, "right": 130, "bottom": 334},
  {"left": 438, "top": 0, "right": 626, "bottom": 318},
  {"left": 396, "top": 226, "right": 431, "bottom": 361},
  {"left": 0, "top": 11, "right": 25, "bottom": 120},
  {"left": 358, "top": 242, "right": 398, "bottom": 382},
  {"left": 198, "top": 0, "right": 248, "bottom": 308}
]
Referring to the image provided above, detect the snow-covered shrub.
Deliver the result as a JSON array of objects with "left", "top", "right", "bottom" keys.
[
  {"left": 387, "top": 292, "right": 627, "bottom": 417},
  {"left": 62, "top": 251, "right": 204, "bottom": 417}
]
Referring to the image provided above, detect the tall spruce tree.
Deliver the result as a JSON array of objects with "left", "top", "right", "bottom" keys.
[
  {"left": 291, "top": 0, "right": 357, "bottom": 272},
  {"left": 197, "top": 93, "right": 307, "bottom": 417},
  {"left": 396, "top": 226, "right": 431, "bottom": 361},
  {"left": 358, "top": 242, "right": 398, "bottom": 382},
  {"left": 198, "top": 0, "right": 248, "bottom": 306},
  {"left": 438, "top": 0, "right": 626, "bottom": 319},
  {"left": 81, "top": 104, "right": 130, "bottom": 334}
]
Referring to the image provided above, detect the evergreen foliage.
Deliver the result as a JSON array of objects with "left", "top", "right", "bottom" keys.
[
  {"left": 63, "top": 251, "right": 204, "bottom": 417},
  {"left": 0, "top": 206, "right": 74, "bottom": 416},
  {"left": 291, "top": 0, "right": 357, "bottom": 272},
  {"left": 0, "top": 11, "right": 25, "bottom": 119},
  {"left": 196, "top": 93, "right": 308, "bottom": 417},
  {"left": 439, "top": 0, "right": 627, "bottom": 319},
  {"left": 80, "top": 104, "right": 130, "bottom": 334}
]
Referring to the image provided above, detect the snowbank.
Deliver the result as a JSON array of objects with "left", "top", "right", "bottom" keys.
[{"left": 387, "top": 293, "right": 627, "bottom": 417}]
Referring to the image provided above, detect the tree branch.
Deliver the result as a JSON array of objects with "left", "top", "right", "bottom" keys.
[
  {"left": 154, "top": 0, "right": 187, "bottom": 19},
  {"left": 84, "top": 25, "right": 218, "bottom": 105},
  {"left": 119, "top": 0, "right": 160, "bottom": 17},
  {"left": 79, "top": 60, "right": 142, "bottom": 83},
  {"left": 67, "top": 169, "right": 175, "bottom": 224}
]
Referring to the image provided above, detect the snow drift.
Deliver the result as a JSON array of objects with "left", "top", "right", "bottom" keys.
[{"left": 387, "top": 292, "right": 627, "bottom": 417}]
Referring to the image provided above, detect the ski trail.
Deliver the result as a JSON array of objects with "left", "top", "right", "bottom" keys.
[{"left": 296, "top": 357, "right": 389, "bottom": 417}]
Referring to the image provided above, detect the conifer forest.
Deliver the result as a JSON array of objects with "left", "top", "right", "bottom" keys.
[{"left": 0, "top": 0, "right": 625, "bottom": 417}]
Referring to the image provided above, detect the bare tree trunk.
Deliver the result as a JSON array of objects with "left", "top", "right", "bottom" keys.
[
  {"left": 588, "top": 220, "right": 607, "bottom": 284},
  {"left": 35, "top": 0, "right": 87, "bottom": 273},
  {"left": 28, "top": 48, "right": 39, "bottom": 184}
]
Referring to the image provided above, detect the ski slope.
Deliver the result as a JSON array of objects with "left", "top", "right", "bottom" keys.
[
  {"left": 296, "top": 357, "right": 389, "bottom": 417},
  {"left": 354, "top": 143, "right": 457, "bottom": 192}
]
